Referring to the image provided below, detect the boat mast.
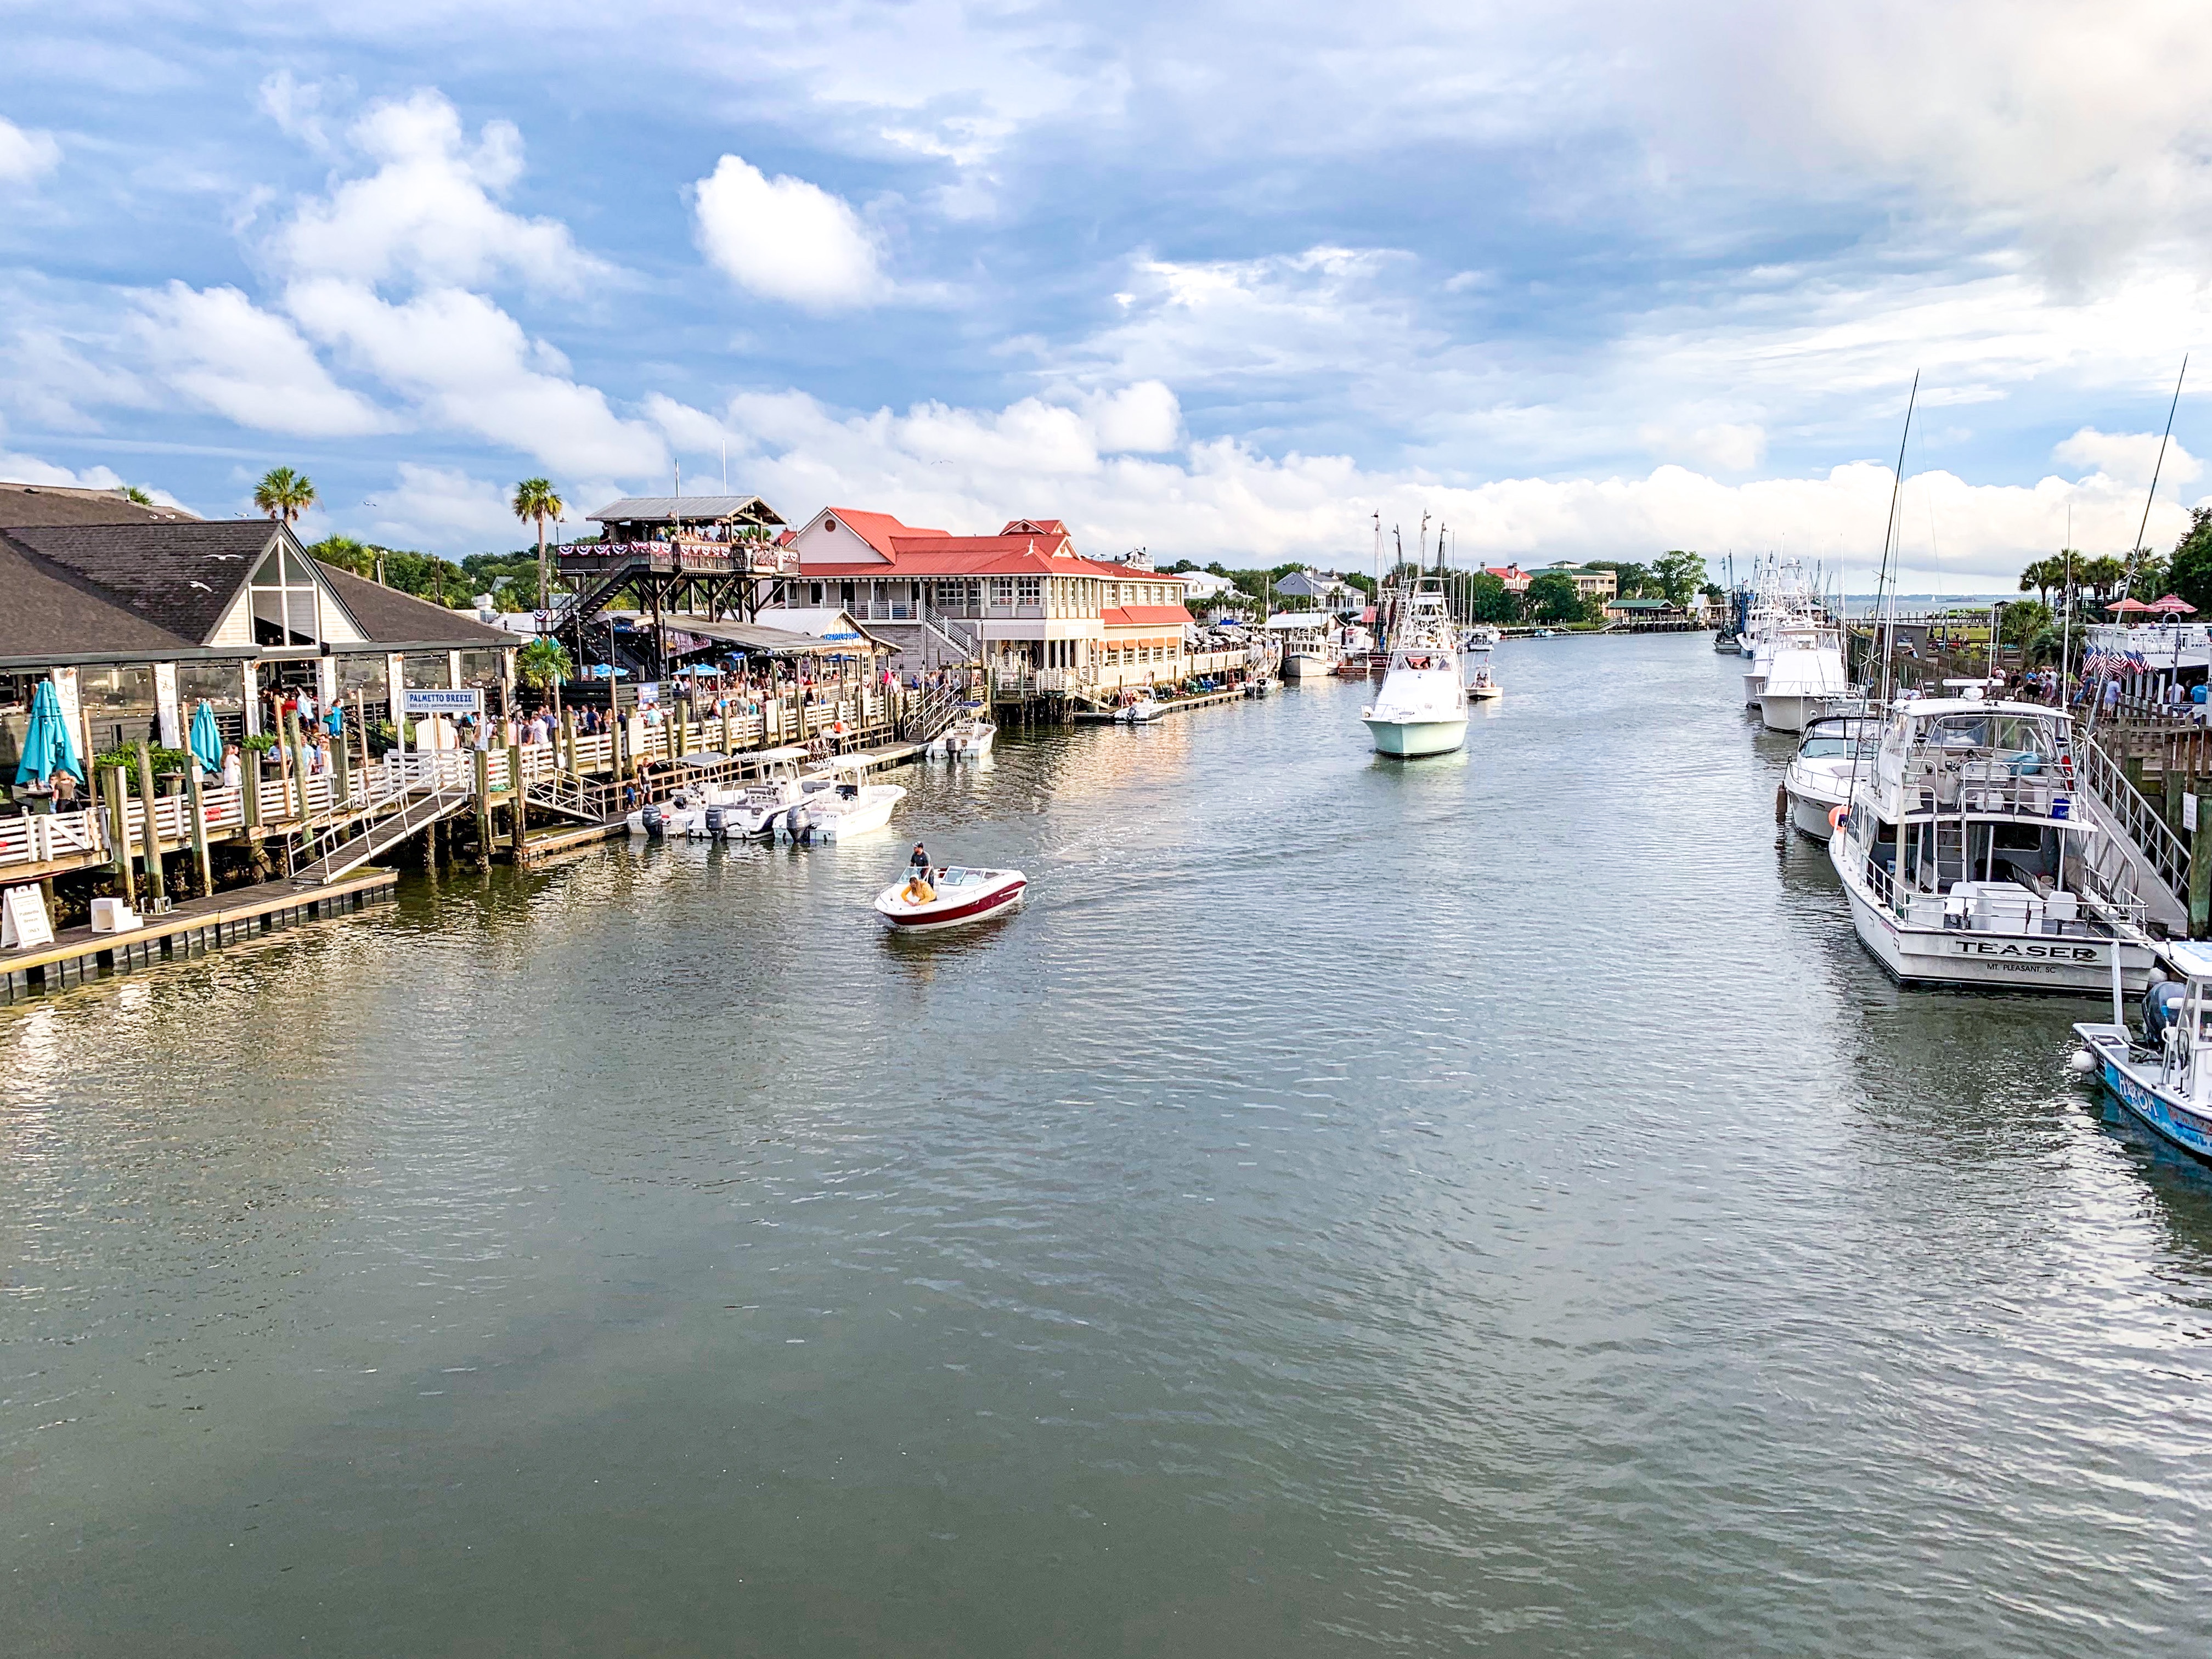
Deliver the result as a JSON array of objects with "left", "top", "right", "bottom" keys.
[{"left": 2089, "top": 355, "right": 2187, "bottom": 739}]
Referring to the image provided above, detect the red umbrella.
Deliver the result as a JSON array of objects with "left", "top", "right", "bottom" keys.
[
  {"left": 2149, "top": 594, "right": 2198, "bottom": 614},
  {"left": 2109, "top": 597, "right": 2156, "bottom": 613}
]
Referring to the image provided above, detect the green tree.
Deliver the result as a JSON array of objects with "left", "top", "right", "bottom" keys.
[
  {"left": 2077, "top": 555, "right": 2128, "bottom": 608},
  {"left": 122, "top": 484, "right": 155, "bottom": 506},
  {"left": 2000, "top": 599, "right": 2053, "bottom": 645},
  {"left": 2166, "top": 507, "right": 2212, "bottom": 617},
  {"left": 515, "top": 637, "right": 573, "bottom": 703},
  {"left": 1653, "top": 550, "right": 1707, "bottom": 608},
  {"left": 2018, "top": 555, "right": 2067, "bottom": 605},
  {"left": 511, "top": 477, "right": 566, "bottom": 611},
  {"left": 253, "top": 466, "right": 316, "bottom": 523},
  {"left": 1464, "top": 571, "right": 1517, "bottom": 623},
  {"left": 1525, "top": 570, "right": 1583, "bottom": 624}
]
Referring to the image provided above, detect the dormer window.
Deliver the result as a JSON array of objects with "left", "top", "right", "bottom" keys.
[{"left": 249, "top": 543, "right": 321, "bottom": 647}]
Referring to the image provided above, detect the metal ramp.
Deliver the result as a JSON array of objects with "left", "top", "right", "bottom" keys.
[
  {"left": 290, "top": 786, "right": 475, "bottom": 887},
  {"left": 524, "top": 769, "right": 618, "bottom": 824},
  {"left": 2075, "top": 734, "right": 2190, "bottom": 933}
]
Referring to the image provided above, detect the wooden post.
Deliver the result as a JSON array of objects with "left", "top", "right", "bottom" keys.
[
  {"left": 335, "top": 723, "right": 352, "bottom": 811},
  {"left": 2166, "top": 768, "right": 2187, "bottom": 837},
  {"left": 473, "top": 747, "right": 492, "bottom": 870},
  {"left": 106, "top": 766, "right": 136, "bottom": 908},
  {"left": 186, "top": 764, "right": 213, "bottom": 895},
  {"left": 561, "top": 706, "right": 576, "bottom": 775},
  {"left": 286, "top": 712, "right": 311, "bottom": 822},
  {"left": 2124, "top": 753, "right": 2146, "bottom": 799},
  {"left": 134, "top": 740, "right": 166, "bottom": 901},
  {"left": 508, "top": 745, "right": 524, "bottom": 851}
]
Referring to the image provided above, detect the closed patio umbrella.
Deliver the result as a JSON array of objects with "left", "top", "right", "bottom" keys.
[
  {"left": 13, "top": 678, "right": 83, "bottom": 787},
  {"left": 188, "top": 699, "right": 224, "bottom": 776}
]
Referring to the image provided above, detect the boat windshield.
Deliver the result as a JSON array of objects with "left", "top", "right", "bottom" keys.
[
  {"left": 1922, "top": 712, "right": 2059, "bottom": 763},
  {"left": 1798, "top": 735, "right": 1872, "bottom": 759}
]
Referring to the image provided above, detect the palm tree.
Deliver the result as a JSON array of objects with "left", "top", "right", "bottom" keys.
[
  {"left": 512, "top": 477, "right": 566, "bottom": 611},
  {"left": 2019, "top": 555, "right": 2065, "bottom": 606},
  {"left": 252, "top": 466, "right": 316, "bottom": 523}
]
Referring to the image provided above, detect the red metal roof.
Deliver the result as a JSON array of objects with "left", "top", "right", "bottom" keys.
[
  {"left": 815, "top": 507, "right": 947, "bottom": 557},
  {"left": 1102, "top": 605, "right": 1192, "bottom": 627}
]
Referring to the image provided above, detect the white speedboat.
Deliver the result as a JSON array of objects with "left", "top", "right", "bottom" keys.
[
  {"left": 927, "top": 713, "right": 997, "bottom": 759},
  {"left": 874, "top": 865, "right": 1027, "bottom": 930},
  {"left": 1362, "top": 579, "right": 1469, "bottom": 757},
  {"left": 774, "top": 759, "right": 906, "bottom": 843},
  {"left": 1780, "top": 715, "right": 1875, "bottom": 840},
  {"left": 1757, "top": 619, "right": 1851, "bottom": 732},
  {"left": 2073, "top": 945, "right": 2212, "bottom": 1165},
  {"left": 1829, "top": 692, "right": 2156, "bottom": 993},
  {"left": 1113, "top": 692, "right": 1163, "bottom": 723},
  {"left": 1463, "top": 624, "right": 1502, "bottom": 648}
]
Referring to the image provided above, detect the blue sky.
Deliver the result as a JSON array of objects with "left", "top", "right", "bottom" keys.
[{"left": 2, "top": 0, "right": 2208, "bottom": 583}]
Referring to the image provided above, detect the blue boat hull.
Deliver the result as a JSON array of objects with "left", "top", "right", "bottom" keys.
[{"left": 2078, "top": 1027, "right": 2212, "bottom": 1164}]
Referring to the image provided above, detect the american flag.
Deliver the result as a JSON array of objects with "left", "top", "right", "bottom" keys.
[{"left": 2081, "top": 650, "right": 2148, "bottom": 679}]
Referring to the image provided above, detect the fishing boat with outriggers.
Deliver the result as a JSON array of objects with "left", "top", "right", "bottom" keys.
[
  {"left": 874, "top": 865, "right": 1028, "bottom": 930},
  {"left": 2072, "top": 944, "right": 2212, "bottom": 1164},
  {"left": 1829, "top": 689, "right": 2157, "bottom": 992},
  {"left": 1362, "top": 578, "right": 1468, "bottom": 757}
]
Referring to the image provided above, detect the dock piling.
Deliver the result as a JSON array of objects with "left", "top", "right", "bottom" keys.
[
  {"left": 186, "top": 765, "right": 212, "bottom": 895},
  {"left": 105, "top": 766, "right": 136, "bottom": 909},
  {"left": 473, "top": 748, "right": 492, "bottom": 870},
  {"left": 134, "top": 741, "right": 166, "bottom": 902}
]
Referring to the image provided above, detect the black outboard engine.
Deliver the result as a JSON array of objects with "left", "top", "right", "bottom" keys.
[
  {"left": 784, "top": 804, "right": 814, "bottom": 845},
  {"left": 641, "top": 803, "right": 665, "bottom": 839},
  {"left": 2143, "top": 978, "right": 2184, "bottom": 1046},
  {"left": 703, "top": 805, "right": 727, "bottom": 838}
]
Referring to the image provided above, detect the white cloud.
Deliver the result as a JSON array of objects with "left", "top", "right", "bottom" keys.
[
  {"left": 130, "top": 282, "right": 393, "bottom": 437},
  {"left": 692, "top": 154, "right": 884, "bottom": 311},
  {"left": 0, "top": 116, "right": 61, "bottom": 184},
  {"left": 286, "top": 278, "right": 665, "bottom": 477},
  {"left": 1083, "top": 381, "right": 1182, "bottom": 453},
  {"left": 274, "top": 90, "right": 601, "bottom": 292},
  {"left": 2051, "top": 427, "right": 2202, "bottom": 490},
  {"left": 257, "top": 70, "right": 342, "bottom": 156}
]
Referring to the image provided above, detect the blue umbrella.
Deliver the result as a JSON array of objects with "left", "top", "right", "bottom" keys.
[
  {"left": 188, "top": 699, "right": 224, "bottom": 776},
  {"left": 13, "top": 678, "right": 83, "bottom": 787}
]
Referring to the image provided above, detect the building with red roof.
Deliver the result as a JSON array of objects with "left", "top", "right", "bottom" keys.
[{"left": 777, "top": 506, "right": 1192, "bottom": 689}]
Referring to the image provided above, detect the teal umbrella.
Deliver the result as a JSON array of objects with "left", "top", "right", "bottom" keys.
[
  {"left": 188, "top": 699, "right": 224, "bottom": 776},
  {"left": 13, "top": 679, "right": 83, "bottom": 787}
]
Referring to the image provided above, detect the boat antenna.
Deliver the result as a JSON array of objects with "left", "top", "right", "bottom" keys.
[
  {"left": 2061, "top": 503, "right": 2073, "bottom": 702},
  {"left": 2089, "top": 354, "right": 2187, "bottom": 738},
  {"left": 1874, "top": 371, "right": 1919, "bottom": 712}
]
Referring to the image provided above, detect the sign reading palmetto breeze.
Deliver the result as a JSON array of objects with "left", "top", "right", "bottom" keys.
[{"left": 402, "top": 689, "right": 484, "bottom": 715}]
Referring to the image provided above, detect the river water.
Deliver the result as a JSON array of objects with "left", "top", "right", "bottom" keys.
[{"left": 6, "top": 635, "right": 2211, "bottom": 1656}]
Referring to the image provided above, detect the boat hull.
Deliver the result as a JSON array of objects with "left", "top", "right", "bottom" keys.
[
  {"left": 1364, "top": 716, "right": 1468, "bottom": 757},
  {"left": 1831, "top": 840, "right": 2156, "bottom": 993},
  {"left": 1759, "top": 692, "right": 1830, "bottom": 733},
  {"left": 1742, "top": 672, "right": 1767, "bottom": 705},
  {"left": 2075, "top": 1025, "right": 2212, "bottom": 1163},
  {"left": 1785, "top": 786, "right": 1841, "bottom": 840},
  {"left": 874, "top": 876, "right": 1026, "bottom": 930},
  {"left": 1281, "top": 651, "right": 1336, "bottom": 680}
]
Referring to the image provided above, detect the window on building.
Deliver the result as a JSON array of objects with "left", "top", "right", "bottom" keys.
[
  {"left": 991, "top": 577, "right": 1015, "bottom": 605},
  {"left": 403, "top": 652, "right": 453, "bottom": 690},
  {"left": 1017, "top": 576, "right": 1042, "bottom": 606},
  {"left": 249, "top": 543, "right": 323, "bottom": 647}
]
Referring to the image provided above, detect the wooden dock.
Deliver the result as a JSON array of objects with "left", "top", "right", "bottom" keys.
[
  {"left": 1073, "top": 687, "right": 1252, "bottom": 723},
  {"left": 2, "top": 867, "right": 399, "bottom": 1003}
]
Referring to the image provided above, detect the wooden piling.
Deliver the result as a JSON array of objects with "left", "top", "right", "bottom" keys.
[
  {"left": 186, "top": 764, "right": 213, "bottom": 895},
  {"left": 473, "top": 748, "right": 492, "bottom": 869},
  {"left": 2193, "top": 788, "right": 2212, "bottom": 939},
  {"left": 561, "top": 706, "right": 576, "bottom": 775},
  {"left": 134, "top": 740, "right": 166, "bottom": 902},
  {"left": 106, "top": 766, "right": 136, "bottom": 908},
  {"left": 508, "top": 744, "right": 524, "bottom": 850}
]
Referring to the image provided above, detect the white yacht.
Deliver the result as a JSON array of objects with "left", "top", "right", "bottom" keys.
[
  {"left": 1829, "top": 693, "right": 2156, "bottom": 993},
  {"left": 1757, "top": 619, "right": 1852, "bottom": 732},
  {"left": 1362, "top": 579, "right": 1469, "bottom": 757},
  {"left": 1779, "top": 715, "right": 1875, "bottom": 840}
]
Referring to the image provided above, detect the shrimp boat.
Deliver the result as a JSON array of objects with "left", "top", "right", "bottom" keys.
[
  {"left": 2073, "top": 944, "right": 2212, "bottom": 1164},
  {"left": 1362, "top": 578, "right": 1468, "bottom": 757},
  {"left": 1829, "top": 691, "right": 2157, "bottom": 992},
  {"left": 873, "top": 865, "right": 1028, "bottom": 930}
]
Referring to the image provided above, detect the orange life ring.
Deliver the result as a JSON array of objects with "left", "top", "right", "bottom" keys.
[{"left": 1829, "top": 803, "right": 1849, "bottom": 832}]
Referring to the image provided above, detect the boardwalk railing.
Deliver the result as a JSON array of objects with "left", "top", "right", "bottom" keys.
[{"left": 2077, "top": 732, "right": 2191, "bottom": 906}]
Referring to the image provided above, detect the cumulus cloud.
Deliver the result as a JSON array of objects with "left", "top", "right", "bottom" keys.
[
  {"left": 2051, "top": 427, "right": 2201, "bottom": 490},
  {"left": 274, "top": 90, "right": 602, "bottom": 292},
  {"left": 286, "top": 278, "right": 665, "bottom": 476},
  {"left": 130, "top": 282, "right": 393, "bottom": 437},
  {"left": 692, "top": 154, "right": 884, "bottom": 310}
]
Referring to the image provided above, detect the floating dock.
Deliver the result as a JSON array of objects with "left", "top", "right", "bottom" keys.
[{"left": 2, "top": 868, "right": 398, "bottom": 1003}]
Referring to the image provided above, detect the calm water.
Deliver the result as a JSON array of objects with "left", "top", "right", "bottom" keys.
[{"left": 7, "top": 636, "right": 2212, "bottom": 1657}]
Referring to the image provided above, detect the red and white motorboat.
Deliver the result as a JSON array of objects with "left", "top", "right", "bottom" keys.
[{"left": 873, "top": 866, "right": 1027, "bottom": 930}]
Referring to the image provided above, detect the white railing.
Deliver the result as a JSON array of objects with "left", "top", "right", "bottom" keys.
[{"left": 2077, "top": 733, "right": 2190, "bottom": 902}]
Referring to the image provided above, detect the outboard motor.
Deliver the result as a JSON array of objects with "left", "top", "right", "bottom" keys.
[
  {"left": 704, "top": 805, "right": 727, "bottom": 838},
  {"left": 2143, "top": 978, "right": 2184, "bottom": 1046},
  {"left": 641, "top": 803, "right": 665, "bottom": 839},
  {"left": 783, "top": 804, "right": 813, "bottom": 845}
]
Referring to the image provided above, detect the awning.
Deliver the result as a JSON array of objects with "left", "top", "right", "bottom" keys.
[{"left": 659, "top": 616, "right": 889, "bottom": 657}]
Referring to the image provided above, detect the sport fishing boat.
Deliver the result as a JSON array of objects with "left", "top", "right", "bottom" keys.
[
  {"left": 926, "top": 712, "right": 997, "bottom": 759},
  {"left": 1465, "top": 639, "right": 1502, "bottom": 702},
  {"left": 1756, "top": 618, "right": 1852, "bottom": 733},
  {"left": 1829, "top": 691, "right": 2157, "bottom": 992},
  {"left": 1779, "top": 714, "right": 1875, "bottom": 840},
  {"left": 1362, "top": 578, "right": 1468, "bottom": 757},
  {"left": 873, "top": 865, "right": 1028, "bottom": 930},
  {"left": 2072, "top": 944, "right": 2212, "bottom": 1164}
]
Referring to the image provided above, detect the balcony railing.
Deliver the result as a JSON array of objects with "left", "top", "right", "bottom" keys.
[{"left": 556, "top": 539, "right": 797, "bottom": 578}]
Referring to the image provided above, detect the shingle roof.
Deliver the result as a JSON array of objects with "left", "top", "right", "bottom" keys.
[
  {"left": 0, "top": 538, "right": 203, "bottom": 663},
  {"left": 0, "top": 520, "right": 276, "bottom": 643},
  {"left": 314, "top": 562, "right": 514, "bottom": 647},
  {"left": 0, "top": 481, "right": 200, "bottom": 528}
]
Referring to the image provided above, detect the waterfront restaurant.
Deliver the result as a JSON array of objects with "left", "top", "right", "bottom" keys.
[
  {"left": 778, "top": 507, "right": 1193, "bottom": 690},
  {"left": 0, "top": 483, "right": 517, "bottom": 776}
]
